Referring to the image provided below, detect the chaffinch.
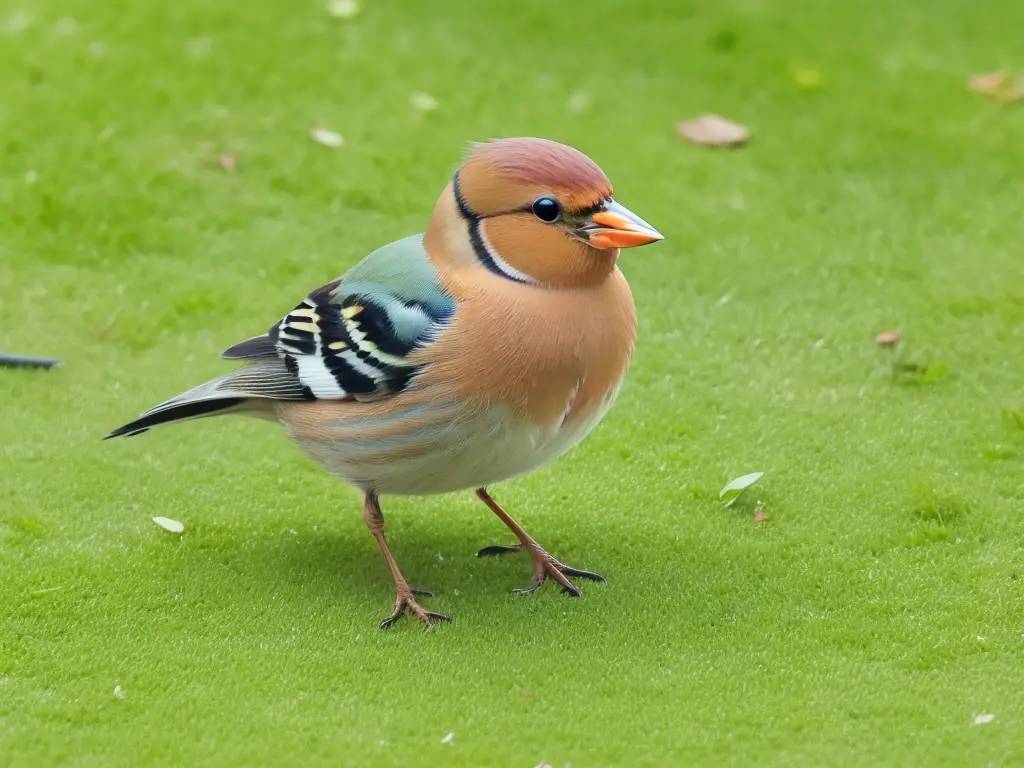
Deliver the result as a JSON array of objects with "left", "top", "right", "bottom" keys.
[{"left": 108, "top": 137, "right": 663, "bottom": 628}]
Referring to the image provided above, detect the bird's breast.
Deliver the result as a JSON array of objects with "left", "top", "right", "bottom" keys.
[{"left": 419, "top": 266, "right": 637, "bottom": 429}]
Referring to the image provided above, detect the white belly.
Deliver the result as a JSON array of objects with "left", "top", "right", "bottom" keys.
[{"left": 291, "top": 395, "right": 616, "bottom": 496}]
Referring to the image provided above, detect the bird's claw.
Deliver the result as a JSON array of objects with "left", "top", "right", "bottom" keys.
[
  {"left": 379, "top": 587, "right": 451, "bottom": 629},
  {"left": 482, "top": 542, "right": 605, "bottom": 596}
]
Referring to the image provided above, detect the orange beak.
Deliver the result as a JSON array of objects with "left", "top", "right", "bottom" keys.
[{"left": 582, "top": 200, "right": 663, "bottom": 249}]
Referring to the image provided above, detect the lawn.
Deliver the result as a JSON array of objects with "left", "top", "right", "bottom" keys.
[{"left": 2, "top": 0, "right": 1024, "bottom": 765}]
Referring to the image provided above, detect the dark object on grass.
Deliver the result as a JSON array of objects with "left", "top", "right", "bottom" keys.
[{"left": 0, "top": 353, "right": 62, "bottom": 369}]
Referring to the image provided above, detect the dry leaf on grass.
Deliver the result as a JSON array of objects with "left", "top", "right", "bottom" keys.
[
  {"left": 310, "top": 128, "right": 344, "bottom": 148},
  {"left": 678, "top": 114, "right": 749, "bottom": 148},
  {"left": 754, "top": 511, "right": 769, "bottom": 522},
  {"left": 218, "top": 154, "right": 237, "bottom": 172},
  {"left": 969, "top": 71, "right": 1010, "bottom": 95},
  {"left": 875, "top": 330, "right": 900, "bottom": 348},
  {"left": 969, "top": 71, "right": 1024, "bottom": 102}
]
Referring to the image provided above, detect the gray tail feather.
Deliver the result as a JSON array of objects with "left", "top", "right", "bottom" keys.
[{"left": 105, "top": 359, "right": 307, "bottom": 439}]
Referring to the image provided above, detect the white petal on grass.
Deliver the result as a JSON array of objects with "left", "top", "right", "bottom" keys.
[
  {"left": 31, "top": 586, "right": 63, "bottom": 596},
  {"left": 3, "top": 13, "right": 31, "bottom": 35},
  {"left": 720, "top": 472, "right": 765, "bottom": 507},
  {"left": 327, "top": 0, "right": 360, "bottom": 19},
  {"left": 310, "top": 128, "right": 344, "bottom": 148},
  {"left": 974, "top": 714, "right": 995, "bottom": 725},
  {"left": 567, "top": 90, "right": 590, "bottom": 114},
  {"left": 113, "top": 685, "right": 126, "bottom": 699},
  {"left": 53, "top": 17, "right": 78, "bottom": 36},
  {"left": 152, "top": 516, "right": 184, "bottom": 534},
  {"left": 440, "top": 732, "right": 454, "bottom": 745},
  {"left": 410, "top": 92, "right": 439, "bottom": 112},
  {"left": 185, "top": 37, "right": 212, "bottom": 60}
]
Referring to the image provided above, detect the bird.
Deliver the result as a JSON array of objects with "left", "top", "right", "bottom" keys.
[{"left": 107, "top": 137, "right": 663, "bottom": 628}]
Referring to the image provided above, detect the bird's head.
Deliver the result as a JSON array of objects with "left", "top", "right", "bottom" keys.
[{"left": 426, "top": 137, "right": 662, "bottom": 287}]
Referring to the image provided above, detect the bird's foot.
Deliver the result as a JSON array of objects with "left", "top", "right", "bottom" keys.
[
  {"left": 476, "top": 542, "right": 605, "bottom": 596},
  {"left": 379, "top": 586, "right": 452, "bottom": 629}
]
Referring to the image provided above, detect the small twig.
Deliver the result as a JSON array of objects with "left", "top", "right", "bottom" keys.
[{"left": 0, "top": 354, "right": 62, "bottom": 369}]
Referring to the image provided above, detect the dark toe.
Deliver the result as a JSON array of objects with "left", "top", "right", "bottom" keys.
[
  {"left": 476, "top": 544, "right": 523, "bottom": 557},
  {"left": 561, "top": 567, "right": 606, "bottom": 583}
]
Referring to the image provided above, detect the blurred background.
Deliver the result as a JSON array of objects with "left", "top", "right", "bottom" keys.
[{"left": 2, "top": 1, "right": 1023, "bottom": 765}]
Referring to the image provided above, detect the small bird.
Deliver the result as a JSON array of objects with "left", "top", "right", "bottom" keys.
[{"left": 107, "top": 137, "right": 663, "bottom": 628}]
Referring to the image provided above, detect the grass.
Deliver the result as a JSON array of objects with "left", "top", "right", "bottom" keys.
[{"left": 2, "top": 0, "right": 1024, "bottom": 765}]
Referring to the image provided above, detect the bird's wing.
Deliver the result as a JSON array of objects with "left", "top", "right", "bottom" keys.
[{"left": 222, "top": 234, "right": 455, "bottom": 401}]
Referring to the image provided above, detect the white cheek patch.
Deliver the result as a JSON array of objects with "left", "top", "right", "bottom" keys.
[{"left": 478, "top": 220, "right": 539, "bottom": 284}]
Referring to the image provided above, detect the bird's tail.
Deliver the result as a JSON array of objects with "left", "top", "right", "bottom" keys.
[{"left": 105, "top": 358, "right": 307, "bottom": 439}]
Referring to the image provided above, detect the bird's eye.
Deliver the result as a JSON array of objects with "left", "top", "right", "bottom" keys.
[{"left": 531, "top": 196, "right": 562, "bottom": 224}]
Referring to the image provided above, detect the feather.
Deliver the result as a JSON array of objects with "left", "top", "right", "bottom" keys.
[
  {"left": 221, "top": 335, "right": 278, "bottom": 359},
  {"left": 250, "top": 234, "right": 455, "bottom": 402},
  {"left": 105, "top": 359, "right": 310, "bottom": 439}
]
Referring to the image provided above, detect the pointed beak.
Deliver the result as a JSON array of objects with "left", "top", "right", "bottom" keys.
[{"left": 579, "top": 199, "right": 664, "bottom": 250}]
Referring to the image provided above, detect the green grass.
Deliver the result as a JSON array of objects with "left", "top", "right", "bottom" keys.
[{"left": 3, "top": 0, "right": 1024, "bottom": 765}]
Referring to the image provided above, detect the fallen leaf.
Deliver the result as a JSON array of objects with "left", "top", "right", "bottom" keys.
[
  {"left": 409, "top": 92, "right": 438, "bottom": 112},
  {"left": 327, "top": 0, "right": 359, "bottom": 19},
  {"left": 974, "top": 713, "right": 995, "bottom": 725},
  {"left": 310, "top": 128, "right": 344, "bottom": 148},
  {"left": 152, "top": 516, "right": 184, "bottom": 534},
  {"left": 875, "top": 330, "right": 899, "bottom": 348},
  {"left": 969, "top": 71, "right": 1010, "bottom": 95},
  {"left": 720, "top": 472, "right": 764, "bottom": 507},
  {"left": 218, "top": 154, "right": 236, "bottom": 172},
  {"left": 440, "top": 732, "right": 454, "bottom": 745},
  {"left": 678, "top": 115, "right": 749, "bottom": 148},
  {"left": 754, "top": 511, "right": 769, "bottom": 522}
]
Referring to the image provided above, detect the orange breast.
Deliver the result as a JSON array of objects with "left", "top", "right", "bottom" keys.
[{"left": 415, "top": 266, "right": 637, "bottom": 428}]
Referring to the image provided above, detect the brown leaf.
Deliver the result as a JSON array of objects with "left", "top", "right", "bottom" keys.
[
  {"left": 753, "top": 511, "right": 769, "bottom": 522},
  {"left": 969, "top": 71, "right": 1010, "bottom": 95},
  {"left": 677, "top": 114, "right": 749, "bottom": 148},
  {"left": 218, "top": 154, "right": 237, "bottom": 172},
  {"left": 875, "top": 330, "right": 900, "bottom": 348}
]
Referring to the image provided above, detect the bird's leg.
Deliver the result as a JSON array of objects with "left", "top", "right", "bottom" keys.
[
  {"left": 474, "top": 488, "right": 606, "bottom": 596},
  {"left": 363, "top": 492, "right": 451, "bottom": 629}
]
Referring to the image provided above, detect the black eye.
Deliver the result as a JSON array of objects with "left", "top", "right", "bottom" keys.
[{"left": 531, "top": 196, "right": 562, "bottom": 223}]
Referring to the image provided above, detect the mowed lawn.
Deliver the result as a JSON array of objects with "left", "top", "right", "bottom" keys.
[{"left": 2, "top": 0, "right": 1024, "bottom": 765}]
